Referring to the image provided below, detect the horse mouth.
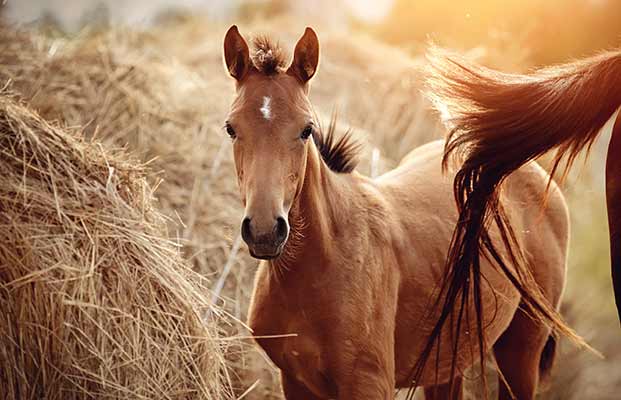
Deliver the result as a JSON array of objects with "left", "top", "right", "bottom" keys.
[
  {"left": 250, "top": 251, "right": 280, "bottom": 260},
  {"left": 248, "top": 243, "right": 284, "bottom": 260},
  {"left": 249, "top": 249, "right": 282, "bottom": 260}
]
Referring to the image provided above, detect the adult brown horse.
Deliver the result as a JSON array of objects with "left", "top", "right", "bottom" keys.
[
  {"left": 417, "top": 47, "right": 621, "bottom": 398},
  {"left": 223, "top": 26, "right": 569, "bottom": 399}
]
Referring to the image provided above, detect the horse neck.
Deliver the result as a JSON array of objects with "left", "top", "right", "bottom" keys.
[{"left": 271, "top": 143, "right": 353, "bottom": 272}]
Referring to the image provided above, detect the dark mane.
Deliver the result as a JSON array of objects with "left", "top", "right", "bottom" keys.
[
  {"left": 313, "top": 112, "right": 361, "bottom": 173},
  {"left": 251, "top": 36, "right": 287, "bottom": 75}
]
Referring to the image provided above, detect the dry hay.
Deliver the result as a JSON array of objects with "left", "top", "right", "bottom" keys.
[
  {"left": 0, "top": 26, "right": 243, "bottom": 278},
  {"left": 0, "top": 90, "right": 232, "bottom": 399}
]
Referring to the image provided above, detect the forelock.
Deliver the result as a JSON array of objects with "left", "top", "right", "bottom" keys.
[{"left": 251, "top": 35, "right": 287, "bottom": 75}]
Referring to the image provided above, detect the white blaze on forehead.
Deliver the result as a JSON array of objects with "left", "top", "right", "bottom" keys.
[{"left": 260, "top": 96, "right": 272, "bottom": 120}]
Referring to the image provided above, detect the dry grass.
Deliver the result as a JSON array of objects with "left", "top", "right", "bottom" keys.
[{"left": 0, "top": 89, "right": 232, "bottom": 399}]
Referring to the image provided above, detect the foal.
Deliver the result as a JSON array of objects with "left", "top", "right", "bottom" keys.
[{"left": 223, "top": 26, "right": 568, "bottom": 399}]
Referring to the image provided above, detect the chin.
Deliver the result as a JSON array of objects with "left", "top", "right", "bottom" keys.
[
  {"left": 249, "top": 249, "right": 283, "bottom": 260},
  {"left": 247, "top": 239, "right": 288, "bottom": 260}
]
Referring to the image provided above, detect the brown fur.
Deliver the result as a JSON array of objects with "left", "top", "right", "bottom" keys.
[
  {"left": 223, "top": 26, "right": 569, "bottom": 399},
  {"left": 419, "top": 47, "right": 621, "bottom": 395}
]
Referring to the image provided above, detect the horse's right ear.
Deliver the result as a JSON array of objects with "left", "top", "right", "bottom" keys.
[{"left": 224, "top": 25, "right": 251, "bottom": 81}]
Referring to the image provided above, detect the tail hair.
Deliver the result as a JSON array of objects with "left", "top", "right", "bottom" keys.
[{"left": 407, "top": 46, "right": 621, "bottom": 395}]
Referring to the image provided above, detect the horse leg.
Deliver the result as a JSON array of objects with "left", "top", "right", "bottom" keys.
[
  {"left": 337, "top": 377, "right": 394, "bottom": 399},
  {"left": 606, "top": 110, "right": 621, "bottom": 321},
  {"left": 281, "top": 372, "right": 324, "bottom": 400},
  {"left": 424, "top": 376, "right": 463, "bottom": 400},
  {"left": 335, "top": 350, "right": 395, "bottom": 400},
  {"left": 493, "top": 306, "right": 551, "bottom": 400}
]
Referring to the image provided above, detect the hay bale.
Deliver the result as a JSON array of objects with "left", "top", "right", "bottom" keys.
[
  {"left": 0, "top": 90, "right": 232, "bottom": 399},
  {"left": 0, "top": 27, "right": 244, "bottom": 275}
]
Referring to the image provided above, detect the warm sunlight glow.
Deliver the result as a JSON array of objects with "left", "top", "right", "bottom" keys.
[{"left": 343, "top": 0, "right": 395, "bottom": 22}]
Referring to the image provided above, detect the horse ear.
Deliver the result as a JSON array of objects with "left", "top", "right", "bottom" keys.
[
  {"left": 287, "top": 27, "right": 319, "bottom": 83},
  {"left": 224, "top": 25, "right": 251, "bottom": 81}
]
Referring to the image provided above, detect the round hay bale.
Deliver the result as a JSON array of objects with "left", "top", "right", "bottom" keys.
[{"left": 0, "top": 90, "right": 232, "bottom": 399}]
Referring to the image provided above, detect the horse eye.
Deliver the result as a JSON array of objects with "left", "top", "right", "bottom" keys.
[
  {"left": 300, "top": 126, "right": 313, "bottom": 140},
  {"left": 225, "top": 123, "right": 236, "bottom": 139}
]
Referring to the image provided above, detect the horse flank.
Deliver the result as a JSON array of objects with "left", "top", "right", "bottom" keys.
[{"left": 415, "top": 46, "right": 621, "bottom": 390}]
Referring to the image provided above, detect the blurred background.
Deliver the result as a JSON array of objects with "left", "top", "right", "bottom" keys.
[
  {"left": 2, "top": 0, "right": 620, "bottom": 398},
  {"left": 6, "top": 0, "right": 621, "bottom": 66}
]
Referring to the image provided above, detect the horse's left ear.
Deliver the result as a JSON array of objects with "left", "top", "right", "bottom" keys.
[{"left": 288, "top": 27, "right": 319, "bottom": 83}]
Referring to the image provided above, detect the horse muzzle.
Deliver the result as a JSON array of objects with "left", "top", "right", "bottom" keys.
[{"left": 241, "top": 216, "right": 289, "bottom": 260}]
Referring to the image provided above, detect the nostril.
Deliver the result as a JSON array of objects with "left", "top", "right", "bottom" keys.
[
  {"left": 241, "top": 217, "right": 252, "bottom": 243},
  {"left": 275, "top": 216, "right": 289, "bottom": 243}
]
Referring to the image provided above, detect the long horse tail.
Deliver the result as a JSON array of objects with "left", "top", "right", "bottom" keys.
[{"left": 407, "top": 47, "right": 621, "bottom": 395}]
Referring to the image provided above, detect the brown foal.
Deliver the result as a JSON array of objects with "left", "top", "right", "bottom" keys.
[{"left": 223, "top": 26, "right": 569, "bottom": 399}]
